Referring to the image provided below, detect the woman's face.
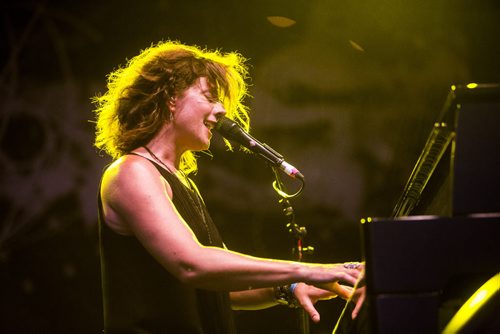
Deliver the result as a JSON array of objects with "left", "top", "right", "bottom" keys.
[{"left": 171, "top": 77, "right": 226, "bottom": 152}]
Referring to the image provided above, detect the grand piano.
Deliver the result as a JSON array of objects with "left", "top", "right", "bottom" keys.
[{"left": 361, "top": 83, "right": 500, "bottom": 333}]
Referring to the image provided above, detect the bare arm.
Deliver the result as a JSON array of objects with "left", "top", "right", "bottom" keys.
[
  {"left": 230, "top": 288, "right": 277, "bottom": 310},
  {"left": 101, "top": 156, "right": 361, "bottom": 292}
]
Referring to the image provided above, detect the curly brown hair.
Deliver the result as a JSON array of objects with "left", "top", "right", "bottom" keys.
[{"left": 93, "top": 40, "right": 250, "bottom": 174}]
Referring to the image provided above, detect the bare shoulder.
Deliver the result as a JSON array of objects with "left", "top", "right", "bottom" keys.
[
  {"left": 103, "top": 155, "right": 155, "bottom": 185},
  {"left": 100, "top": 155, "right": 171, "bottom": 234},
  {"left": 102, "top": 154, "right": 172, "bottom": 199}
]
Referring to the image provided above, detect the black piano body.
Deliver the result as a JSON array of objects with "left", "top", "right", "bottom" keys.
[
  {"left": 362, "top": 83, "right": 500, "bottom": 333},
  {"left": 362, "top": 215, "right": 500, "bottom": 334}
]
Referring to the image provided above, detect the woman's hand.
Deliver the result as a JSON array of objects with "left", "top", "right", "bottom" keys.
[
  {"left": 293, "top": 282, "right": 339, "bottom": 323},
  {"left": 293, "top": 276, "right": 366, "bottom": 322}
]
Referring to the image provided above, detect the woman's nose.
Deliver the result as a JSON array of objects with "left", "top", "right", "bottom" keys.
[{"left": 213, "top": 102, "right": 226, "bottom": 118}]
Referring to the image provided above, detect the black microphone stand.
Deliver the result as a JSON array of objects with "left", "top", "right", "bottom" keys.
[{"left": 271, "top": 167, "right": 313, "bottom": 334}]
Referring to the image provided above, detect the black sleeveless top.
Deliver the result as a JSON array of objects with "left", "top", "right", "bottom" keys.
[{"left": 98, "top": 157, "right": 236, "bottom": 334}]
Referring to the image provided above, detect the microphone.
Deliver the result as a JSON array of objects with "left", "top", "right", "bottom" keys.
[{"left": 214, "top": 117, "right": 304, "bottom": 180}]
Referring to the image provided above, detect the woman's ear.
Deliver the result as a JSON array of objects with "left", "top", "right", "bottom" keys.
[
  {"left": 168, "top": 96, "right": 176, "bottom": 112},
  {"left": 168, "top": 97, "right": 177, "bottom": 122},
  {"left": 168, "top": 97, "right": 176, "bottom": 122}
]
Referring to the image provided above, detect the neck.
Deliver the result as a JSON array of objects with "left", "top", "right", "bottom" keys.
[
  {"left": 142, "top": 125, "right": 185, "bottom": 171},
  {"left": 141, "top": 144, "right": 193, "bottom": 190}
]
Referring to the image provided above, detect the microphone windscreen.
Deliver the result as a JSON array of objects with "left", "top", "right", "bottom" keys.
[{"left": 214, "top": 117, "right": 242, "bottom": 140}]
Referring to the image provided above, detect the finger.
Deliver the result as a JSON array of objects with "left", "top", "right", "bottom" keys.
[
  {"left": 342, "top": 262, "right": 364, "bottom": 270},
  {"left": 315, "top": 267, "right": 360, "bottom": 292},
  {"left": 337, "top": 271, "right": 360, "bottom": 286},
  {"left": 316, "top": 290, "right": 337, "bottom": 301},
  {"left": 334, "top": 285, "right": 353, "bottom": 300},
  {"left": 299, "top": 297, "right": 321, "bottom": 323},
  {"left": 351, "top": 288, "right": 366, "bottom": 319},
  {"left": 306, "top": 285, "right": 337, "bottom": 300},
  {"left": 316, "top": 280, "right": 352, "bottom": 293}
]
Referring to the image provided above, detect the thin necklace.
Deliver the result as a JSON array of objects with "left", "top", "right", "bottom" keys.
[
  {"left": 143, "top": 146, "right": 213, "bottom": 244},
  {"left": 143, "top": 145, "right": 174, "bottom": 173},
  {"left": 143, "top": 146, "right": 192, "bottom": 190}
]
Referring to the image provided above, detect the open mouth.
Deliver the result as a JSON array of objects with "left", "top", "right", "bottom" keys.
[{"left": 204, "top": 121, "right": 214, "bottom": 130}]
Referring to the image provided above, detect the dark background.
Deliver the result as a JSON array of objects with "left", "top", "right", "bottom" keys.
[{"left": 1, "top": 0, "right": 499, "bottom": 333}]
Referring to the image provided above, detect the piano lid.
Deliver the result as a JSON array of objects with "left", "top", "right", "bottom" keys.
[{"left": 392, "top": 83, "right": 500, "bottom": 218}]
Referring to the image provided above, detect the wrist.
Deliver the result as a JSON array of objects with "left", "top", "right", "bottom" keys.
[{"left": 273, "top": 284, "right": 300, "bottom": 308}]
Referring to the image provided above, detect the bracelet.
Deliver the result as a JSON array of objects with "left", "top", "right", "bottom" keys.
[{"left": 274, "top": 284, "right": 300, "bottom": 308}]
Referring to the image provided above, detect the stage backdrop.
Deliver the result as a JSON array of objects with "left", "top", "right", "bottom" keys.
[{"left": 1, "top": 1, "right": 499, "bottom": 333}]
